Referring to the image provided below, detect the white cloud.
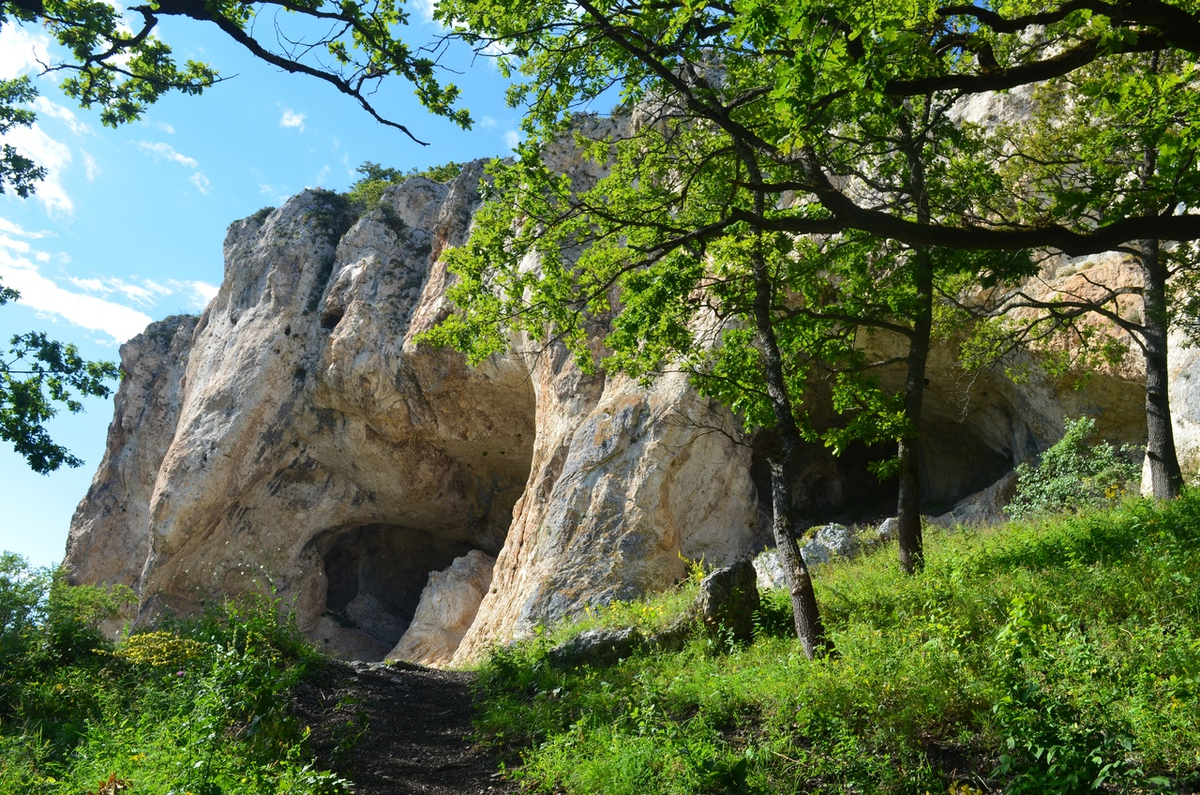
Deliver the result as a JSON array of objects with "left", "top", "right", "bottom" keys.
[
  {"left": 68, "top": 276, "right": 106, "bottom": 292},
  {"left": 504, "top": 129, "right": 521, "bottom": 150},
  {"left": 3, "top": 123, "right": 74, "bottom": 215},
  {"left": 157, "top": 122, "right": 175, "bottom": 134},
  {"left": 32, "top": 96, "right": 91, "bottom": 136},
  {"left": 82, "top": 150, "right": 100, "bottom": 181},
  {"left": 136, "top": 140, "right": 199, "bottom": 169},
  {"left": 314, "top": 164, "right": 331, "bottom": 185},
  {"left": 280, "top": 109, "right": 306, "bottom": 132},
  {"left": 0, "top": 26, "right": 51, "bottom": 79},
  {"left": 190, "top": 172, "right": 212, "bottom": 195},
  {"left": 413, "top": 0, "right": 437, "bottom": 22},
  {"left": 0, "top": 235, "right": 32, "bottom": 254},
  {"left": 66, "top": 275, "right": 173, "bottom": 307},
  {"left": 168, "top": 279, "right": 218, "bottom": 309},
  {"left": 0, "top": 218, "right": 50, "bottom": 239},
  {"left": 0, "top": 249, "right": 154, "bottom": 342},
  {"left": 479, "top": 116, "right": 498, "bottom": 128}
]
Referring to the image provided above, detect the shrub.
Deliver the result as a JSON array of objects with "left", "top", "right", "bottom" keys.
[
  {"left": 1006, "top": 416, "right": 1140, "bottom": 520},
  {"left": 344, "top": 160, "right": 464, "bottom": 209}
]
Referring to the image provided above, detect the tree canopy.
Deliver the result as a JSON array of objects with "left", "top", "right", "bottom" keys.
[{"left": 427, "top": 0, "right": 1200, "bottom": 651}]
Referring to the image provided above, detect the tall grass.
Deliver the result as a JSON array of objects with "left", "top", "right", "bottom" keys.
[
  {"left": 0, "top": 559, "right": 346, "bottom": 795},
  {"left": 473, "top": 493, "right": 1200, "bottom": 794}
]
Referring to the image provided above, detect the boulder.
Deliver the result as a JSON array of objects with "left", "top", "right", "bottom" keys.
[
  {"left": 691, "top": 560, "right": 760, "bottom": 643},
  {"left": 387, "top": 550, "right": 496, "bottom": 666}
]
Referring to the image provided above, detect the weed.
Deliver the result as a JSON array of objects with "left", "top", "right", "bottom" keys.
[
  {"left": 475, "top": 492, "right": 1200, "bottom": 794},
  {"left": 0, "top": 563, "right": 343, "bottom": 795}
]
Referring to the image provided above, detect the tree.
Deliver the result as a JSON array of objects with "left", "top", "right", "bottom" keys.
[
  {"left": 423, "top": 0, "right": 1037, "bottom": 653},
  {"left": 967, "top": 45, "right": 1200, "bottom": 499},
  {"left": 0, "top": 287, "right": 119, "bottom": 473},
  {"left": 426, "top": 0, "right": 1200, "bottom": 649}
]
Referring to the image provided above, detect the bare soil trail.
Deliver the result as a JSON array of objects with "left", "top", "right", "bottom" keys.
[{"left": 292, "top": 660, "right": 522, "bottom": 795}]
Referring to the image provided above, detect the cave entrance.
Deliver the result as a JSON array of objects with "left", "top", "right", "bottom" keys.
[{"left": 316, "top": 523, "right": 477, "bottom": 659}]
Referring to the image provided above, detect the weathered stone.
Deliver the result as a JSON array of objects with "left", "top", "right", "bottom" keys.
[
  {"left": 930, "top": 471, "right": 1020, "bottom": 528},
  {"left": 752, "top": 549, "right": 788, "bottom": 591},
  {"left": 388, "top": 550, "right": 496, "bottom": 666},
  {"left": 547, "top": 627, "right": 644, "bottom": 668},
  {"left": 691, "top": 561, "right": 759, "bottom": 643},
  {"left": 67, "top": 116, "right": 1169, "bottom": 664},
  {"left": 801, "top": 524, "right": 856, "bottom": 565}
]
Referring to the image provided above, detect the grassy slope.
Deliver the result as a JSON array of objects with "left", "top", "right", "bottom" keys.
[
  {"left": 473, "top": 494, "right": 1200, "bottom": 794},
  {"left": 0, "top": 584, "right": 347, "bottom": 795}
]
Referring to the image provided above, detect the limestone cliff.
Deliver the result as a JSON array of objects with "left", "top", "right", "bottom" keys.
[{"left": 66, "top": 157, "right": 1169, "bottom": 664}]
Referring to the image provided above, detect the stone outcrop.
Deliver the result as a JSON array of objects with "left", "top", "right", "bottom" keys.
[
  {"left": 387, "top": 550, "right": 495, "bottom": 666},
  {"left": 67, "top": 146, "right": 1187, "bottom": 665}
]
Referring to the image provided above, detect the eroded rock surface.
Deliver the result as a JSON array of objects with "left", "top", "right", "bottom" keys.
[{"left": 68, "top": 149, "right": 1175, "bottom": 664}]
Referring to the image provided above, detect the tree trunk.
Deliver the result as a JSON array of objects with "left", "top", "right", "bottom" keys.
[
  {"left": 896, "top": 102, "right": 933, "bottom": 574},
  {"left": 897, "top": 250, "right": 933, "bottom": 573},
  {"left": 749, "top": 214, "right": 832, "bottom": 660},
  {"left": 1140, "top": 239, "right": 1183, "bottom": 498}
]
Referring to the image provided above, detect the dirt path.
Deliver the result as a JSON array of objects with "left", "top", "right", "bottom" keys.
[{"left": 292, "top": 660, "right": 522, "bottom": 795}]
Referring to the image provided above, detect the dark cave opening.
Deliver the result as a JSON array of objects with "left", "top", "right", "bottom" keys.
[
  {"left": 749, "top": 423, "right": 1013, "bottom": 529},
  {"left": 315, "top": 523, "right": 477, "bottom": 655}
]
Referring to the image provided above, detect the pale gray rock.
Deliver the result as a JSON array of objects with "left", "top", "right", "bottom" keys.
[
  {"left": 65, "top": 314, "right": 197, "bottom": 632},
  {"left": 67, "top": 122, "right": 1159, "bottom": 664},
  {"left": 752, "top": 549, "right": 788, "bottom": 590},
  {"left": 548, "top": 627, "right": 644, "bottom": 668},
  {"left": 801, "top": 523, "right": 856, "bottom": 565},
  {"left": 930, "top": 471, "right": 1021, "bottom": 528},
  {"left": 691, "top": 560, "right": 759, "bottom": 643},
  {"left": 388, "top": 550, "right": 495, "bottom": 666}
]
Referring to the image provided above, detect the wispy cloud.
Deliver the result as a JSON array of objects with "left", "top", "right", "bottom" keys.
[
  {"left": 4, "top": 123, "right": 75, "bottom": 216},
  {"left": 479, "top": 116, "right": 498, "bottom": 128},
  {"left": 413, "top": 0, "right": 437, "bottom": 22},
  {"left": 0, "top": 219, "right": 51, "bottom": 240},
  {"left": 0, "top": 250, "right": 154, "bottom": 342},
  {"left": 66, "top": 275, "right": 172, "bottom": 307},
  {"left": 136, "top": 141, "right": 211, "bottom": 195},
  {"left": 82, "top": 150, "right": 100, "bottom": 181},
  {"left": 32, "top": 96, "right": 91, "bottom": 136},
  {"left": 504, "top": 130, "right": 521, "bottom": 150},
  {"left": 280, "top": 109, "right": 306, "bottom": 132},
  {"left": 168, "top": 279, "right": 219, "bottom": 309},
  {"left": 136, "top": 140, "right": 199, "bottom": 168},
  {"left": 157, "top": 122, "right": 175, "bottom": 134},
  {"left": 190, "top": 172, "right": 212, "bottom": 195},
  {"left": 0, "top": 26, "right": 51, "bottom": 78}
]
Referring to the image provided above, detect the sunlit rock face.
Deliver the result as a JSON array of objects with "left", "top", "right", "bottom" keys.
[{"left": 68, "top": 149, "right": 1160, "bottom": 664}]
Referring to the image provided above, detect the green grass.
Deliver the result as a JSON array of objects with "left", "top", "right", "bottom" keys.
[
  {"left": 0, "top": 563, "right": 347, "bottom": 795},
  {"left": 473, "top": 493, "right": 1200, "bottom": 794}
]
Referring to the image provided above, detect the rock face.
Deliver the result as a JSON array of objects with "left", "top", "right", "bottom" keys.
[
  {"left": 67, "top": 152, "right": 1177, "bottom": 664},
  {"left": 387, "top": 550, "right": 495, "bottom": 666}
]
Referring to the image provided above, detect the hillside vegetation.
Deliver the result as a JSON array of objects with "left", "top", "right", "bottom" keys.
[
  {"left": 2, "top": 491, "right": 1198, "bottom": 794},
  {"left": 473, "top": 494, "right": 1200, "bottom": 794},
  {"left": 0, "top": 566, "right": 347, "bottom": 795}
]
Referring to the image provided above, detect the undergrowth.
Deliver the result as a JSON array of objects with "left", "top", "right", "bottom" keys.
[
  {"left": 0, "top": 559, "right": 345, "bottom": 795},
  {"left": 474, "top": 493, "right": 1200, "bottom": 794}
]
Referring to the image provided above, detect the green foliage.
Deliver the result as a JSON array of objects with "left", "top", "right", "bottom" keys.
[
  {"left": 0, "top": 560, "right": 341, "bottom": 795},
  {"left": 344, "top": 160, "right": 465, "bottom": 208},
  {"left": 474, "top": 494, "right": 1200, "bottom": 793},
  {"left": 0, "top": 77, "right": 45, "bottom": 198},
  {"left": 0, "top": 323, "right": 120, "bottom": 473},
  {"left": 1006, "top": 417, "right": 1141, "bottom": 520}
]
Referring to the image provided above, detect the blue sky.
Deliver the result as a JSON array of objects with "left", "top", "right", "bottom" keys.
[{"left": 0, "top": 8, "right": 527, "bottom": 568}]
